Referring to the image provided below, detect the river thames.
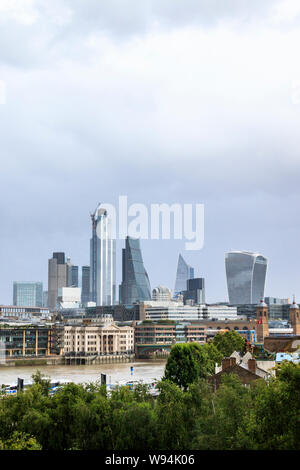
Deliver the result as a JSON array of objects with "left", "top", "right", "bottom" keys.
[{"left": 0, "top": 360, "right": 167, "bottom": 387}]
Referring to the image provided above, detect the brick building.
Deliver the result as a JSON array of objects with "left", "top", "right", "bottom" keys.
[{"left": 208, "top": 356, "right": 263, "bottom": 390}]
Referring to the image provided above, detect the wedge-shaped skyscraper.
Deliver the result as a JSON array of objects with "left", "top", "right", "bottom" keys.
[
  {"left": 174, "top": 254, "right": 194, "bottom": 296},
  {"left": 119, "top": 236, "right": 151, "bottom": 305},
  {"left": 225, "top": 251, "right": 268, "bottom": 305}
]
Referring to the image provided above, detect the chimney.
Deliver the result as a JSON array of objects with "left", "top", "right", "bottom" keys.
[
  {"left": 248, "top": 358, "right": 256, "bottom": 374},
  {"left": 222, "top": 358, "right": 233, "bottom": 371},
  {"left": 230, "top": 357, "right": 236, "bottom": 367}
]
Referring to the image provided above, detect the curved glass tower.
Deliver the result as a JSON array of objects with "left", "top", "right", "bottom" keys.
[
  {"left": 119, "top": 237, "right": 151, "bottom": 305},
  {"left": 174, "top": 254, "right": 194, "bottom": 296},
  {"left": 225, "top": 251, "right": 267, "bottom": 305}
]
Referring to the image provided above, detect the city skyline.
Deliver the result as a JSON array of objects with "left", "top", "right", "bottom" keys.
[
  {"left": 6, "top": 231, "right": 294, "bottom": 307},
  {"left": 1, "top": 1, "right": 300, "bottom": 303},
  {"left": 3, "top": 206, "right": 299, "bottom": 306}
]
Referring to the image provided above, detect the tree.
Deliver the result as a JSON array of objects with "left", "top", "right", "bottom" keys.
[
  {"left": 0, "top": 431, "right": 41, "bottom": 450},
  {"left": 31, "top": 370, "right": 51, "bottom": 396},
  {"left": 213, "top": 330, "right": 245, "bottom": 357},
  {"left": 241, "top": 362, "right": 300, "bottom": 450},
  {"left": 201, "top": 342, "right": 223, "bottom": 369},
  {"left": 155, "top": 380, "right": 190, "bottom": 449},
  {"left": 164, "top": 343, "right": 212, "bottom": 390}
]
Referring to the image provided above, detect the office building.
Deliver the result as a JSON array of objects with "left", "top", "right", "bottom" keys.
[
  {"left": 140, "top": 300, "right": 240, "bottom": 322},
  {"left": 57, "top": 287, "right": 82, "bottom": 309},
  {"left": 81, "top": 266, "right": 91, "bottom": 306},
  {"left": 67, "top": 259, "right": 79, "bottom": 287},
  {"left": 86, "top": 304, "right": 141, "bottom": 322},
  {"left": 43, "top": 291, "right": 48, "bottom": 308},
  {"left": 174, "top": 254, "right": 194, "bottom": 296},
  {"left": 265, "top": 297, "right": 289, "bottom": 306},
  {"left": 225, "top": 251, "right": 267, "bottom": 305},
  {"left": 48, "top": 252, "right": 68, "bottom": 311},
  {"left": 135, "top": 322, "right": 206, "bottom": 356},
  {"left": 90, "top": 204, "right": 116, "bottom": 306},
  {"left": 0, "top": 305, "right": 50, "bottom": 320},
  {"left": 237, "top": 302, "right": 291, "bottom": 320},
  {"left": 119, "top": 236, "right": 151, "bottom": 305},
  {"left": 0, "top": 324, "right": 53, "bottom": 358},
  {"left": 13, "top": 282, "right": 43, "bottom": 307},
  {"left": 64, "top": 323, "right": 134, "bottom": 356},
  {"left": 183, "top": 278, "right": 205, "bottom": 305}
]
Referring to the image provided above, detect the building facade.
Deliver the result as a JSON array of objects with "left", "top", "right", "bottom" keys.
[
  {"left": 135, "top": 321, "right": 206, "bottom": 348},
  {"left": 13, "top": 282, "right": 43, "bottom": 307},
  {"left": 182, "top": 278, "right": 205, "bottom": 305},
  {"left": 48, "top": 252, "right": 68, "bottom": 311},
  {"left": 86, "top": 304, "right": 141, "bottom": 322},
  {"left": 174, "top": 254, "right": 194, "bottom": 296},
  {"left": 67, "top": 259, "right": 79, "bottom": 287},
  {"left": 90, "top": 205, "right": 116, "bottom": 306},
  {"left": 81, "top": 266, "right": 91, "bottom": 306},
  {"left": 119, "top": 236, "right": 151, "bottom": 305},
  {"left": 57, "top": 287, "right": 82, "bottom": 309},
  {"left": 140, "top": 300, "right": 240, "bottom": 322},
  {"left": 0, "top": 324, "right": 53, "bottom": 357},
  {"left": 225, "top": 251, "right": 268, "bottom": 305},
  {"left": 0, "top": 305, "right": 50, "bottom": 320},
  {"left": 64, "top": 323, "right": 134, "bottom": 356}
]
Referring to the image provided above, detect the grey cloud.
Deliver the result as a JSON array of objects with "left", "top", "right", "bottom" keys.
[
  {"left": 0, "top": 0, "right": 282, "bottom": 68},
  {"left": 59, "top": 0, "right": 280, "bottom": 34},
  {"left": 0, "top": 0, "right": 300, "bottom": 304}
]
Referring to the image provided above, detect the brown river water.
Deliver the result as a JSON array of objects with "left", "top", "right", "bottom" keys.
[{"left": 0, "top": 360, "right": 167, "bottom": 387}]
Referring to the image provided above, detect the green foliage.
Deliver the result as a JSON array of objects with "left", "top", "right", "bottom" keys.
[
  {"left": 164, "top": 343, "right": 203, "bottom": 389},
  {"left": 0, "top": 431, "right": 42, "bottom": 450},
  {"left": 163, "top": 342, "right": 222, "bottom": 389},
  {"left": 213, "top": 330, "right": 245, "bottom": 357},
  {"left": 0, "top": 362, "right": 298, "bottom": 450},
  {"left": 240, "top": 362, "right": 300, "bottom": 450},
  {"left": 31, "top": 370, "right": 51, "bottom": 396}
]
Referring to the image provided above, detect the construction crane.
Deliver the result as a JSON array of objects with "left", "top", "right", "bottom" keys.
[{"left": 90, "top": 202, "right": 101, "bottom": 229}]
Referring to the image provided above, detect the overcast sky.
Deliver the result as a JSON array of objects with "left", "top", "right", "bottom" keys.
[{"left": 1, "top": 0, "right": 300, "bottom": 305}]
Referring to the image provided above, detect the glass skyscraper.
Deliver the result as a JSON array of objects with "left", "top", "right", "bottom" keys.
[
  {"left": 119, "top": 236, "right": 151, "bottom": 305},
  {"left": 174, "top": 254, "right": 194, "bottom": 296},
  {"left": 81, "top": 266, "right": 90, "bottom": 306},
  {"left": 90, "top": 204, "right": 116, "bottom": 306},
  {"left": 225, "top": 251, "right": 268, "bottom": 305},
  {"left": 183, "top": 278, "right": 205, "bottom": 305},
  {"left": 13, "top": 282, "right": 43, "bottom": 307},
  {"left": 67, "top": 259, "right": 79, "bottom": 287}
]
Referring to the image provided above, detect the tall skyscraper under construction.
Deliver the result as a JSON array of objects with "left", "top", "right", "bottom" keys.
[{"left": 90, "top": 204, "right": 116, "bottom": 306}]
